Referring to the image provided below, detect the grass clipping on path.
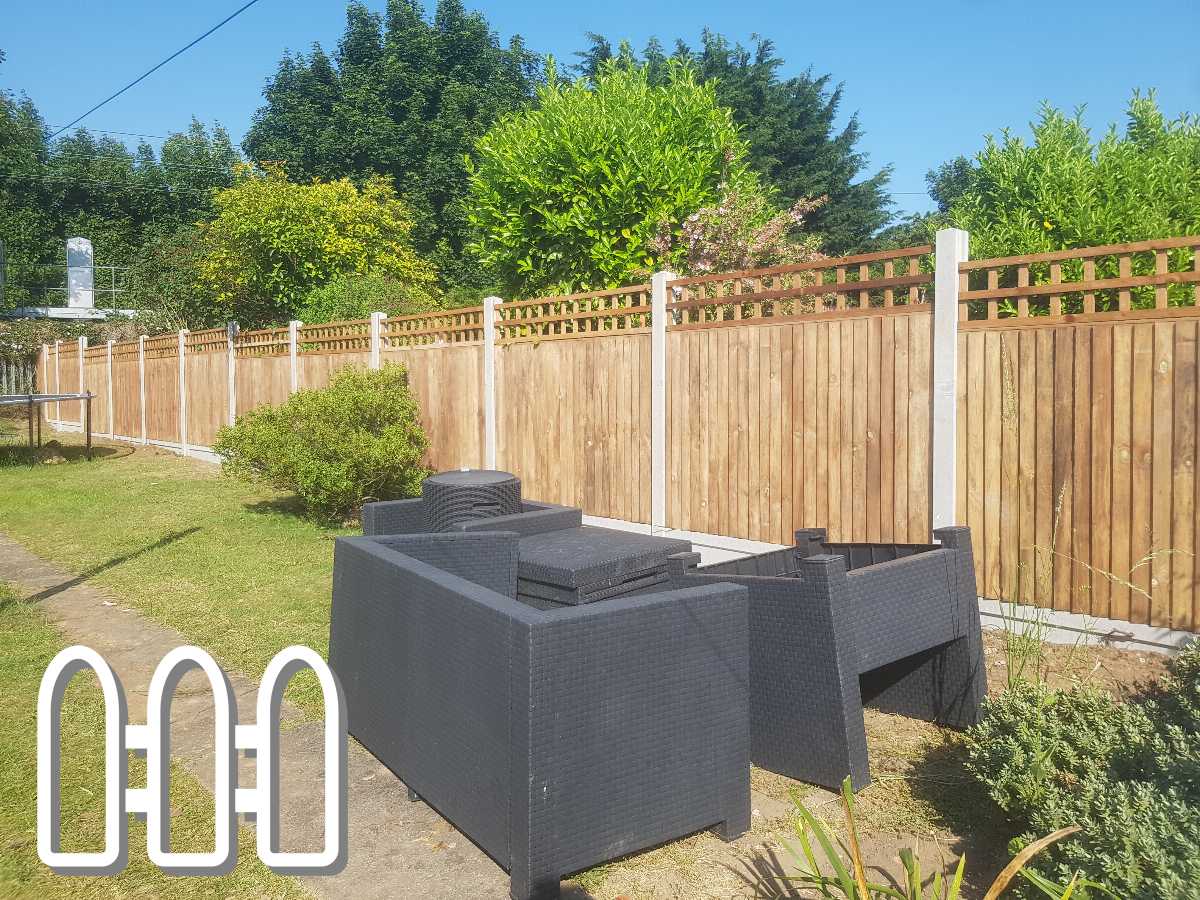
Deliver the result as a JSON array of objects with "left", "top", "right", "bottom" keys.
[
  {"left": 0, "top": 438, "right": 350, "bottom": 716},
  {"left": 0, "top": 583, "right": 304, "bottom": 899}
]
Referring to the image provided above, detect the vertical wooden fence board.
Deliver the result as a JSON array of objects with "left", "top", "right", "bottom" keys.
[
  {"left": 894, "top": 316, "right": 911, "bottom": 541},
  {"left": 1110, "top": 325, "right": 1134, "bottom": 623},
  {"left": 1172, "top": 321, "right": 1196, "bottom": 631},
  {"left": 999, "top": 330, "right": 1019, "bottom": 601},
  {"left": 1072, "top": 328, "right": 1093, "bottom": 615},
  {"left": 1090, "top": 327, "right": 1114, "bottom": 619},
  {"left": 1150, "top": 323, "right": 1175, "bottom": 626},
  {"left": 1016, "top": 329, "right": 1037, "bottom": 605},
  {"left": 907, "top": 317, "right": 931, "bottom": 541},
  {"left": 1130, "top": 325, "right": 1155, "bottom": 622}
]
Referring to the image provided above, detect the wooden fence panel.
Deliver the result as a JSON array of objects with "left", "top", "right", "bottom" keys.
[
  {"left": 234, "top": 355, "right": 291, "bottom": 418},
  {"left": 143, "top": 343, "right": 179, "bottom": 444},
  {"left": 185, "top": 350, "right": 229, "bottom": 447},
  {"left": 83, "top": 347, "right": 108, "bottom": 435},
  {"left": 57, "top": 343, "right": 82, "bottom": 425},
  {"left": 957, "top": 315, "right": 1199, "bottom": 631},
  {"left": 388, "top": 345, "right": 484, "bottom": 473},
  {"left": 667, "top": 308, "right": 933, "bottom": 544},
  {"left": 496, "top": 334, "right": 649, "bottom": 522}
]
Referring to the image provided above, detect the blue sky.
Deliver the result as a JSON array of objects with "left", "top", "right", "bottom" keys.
[{"left": 2, "top": 0, "right": 1197, "bottom": 218}]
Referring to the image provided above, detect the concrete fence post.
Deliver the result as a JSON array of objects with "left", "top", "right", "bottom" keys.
[
  {"left": 77, "top": 336, "right": 86, "bottom": 426},
  {"left": 226, "top": 324, "right": 237, "bottom": 426},
  {"left": 369, "top": 312, "right": 385, "bottom": 369},
  {"left": 650, "top": 270, "right": 677, "bottom": 531},
  {"left": 482, "top": 296, "right": 501, "bottom": 469},
  {"left": 53, "top": 340, "right": 61, "bottom": 423},
  {"left": 932, "top": 228, "right": 969, "bottom": 532},
  {"left": 106, "top": 340, "right": 114, "bottom": 437},
  {"left": 178, "top": 329, "right": 189, "bottom": 456},
  {"left": 138, "top": 335, "right": 147, "bottom": 444},
  {"left": 288, "top": 320, "right": 301, "bottom": 393}
]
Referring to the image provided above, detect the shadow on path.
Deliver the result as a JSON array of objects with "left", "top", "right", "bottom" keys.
[{"left": 24, "top": 527, "right": 201, "bottom": 604}]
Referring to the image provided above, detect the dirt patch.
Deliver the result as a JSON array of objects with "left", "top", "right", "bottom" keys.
[
  {"left": 574, "top": 636, "right": 1173, "bottom": 899},
  {"left": 980, "top": 628, "right": 1168, "bottom": 699}
]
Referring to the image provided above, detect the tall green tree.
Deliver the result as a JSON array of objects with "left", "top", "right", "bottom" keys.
[
  {"left": 467, "top": 61, "right": 770, "bottom": 296},
  {"left": 195, "top": 166, "right": 437, "bottom": 327},
  {"left": 0, "top": 56, "right": 55, "bottom": 306},
  {"left": 243, "top": 0, "right": 540, "bottom": 287},
  {"left": 574, "top": 30, "right": 893, "bottom": 253}
]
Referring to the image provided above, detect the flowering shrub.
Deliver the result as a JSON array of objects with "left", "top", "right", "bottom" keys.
[{"left": 652, "top": 190, "right": 827, "bottom": 276}]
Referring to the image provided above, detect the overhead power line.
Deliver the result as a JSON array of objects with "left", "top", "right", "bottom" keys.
[
  {"left": 47, "top": 126, "right": 173, "bottom": 140},
  {"left": 46, "top": 150, "right": 237, "bottom": 177},
  {"left": 0, "top": 170, "right": 218, "bottom": 197},
  {"left": 49, "top": 0, "right": 267, "bottom": 139}
]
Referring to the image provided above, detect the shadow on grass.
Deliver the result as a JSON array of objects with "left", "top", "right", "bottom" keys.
[
  {"left": 242, "top": 496, "right": 359, "bottom": 531},
  {"left": 21, "top": 527, "right": 202, "bottom": 604},
  {"left": 905, "top": 737, "right": 1012, "bottom": 894},
  {"left": 0, "top": 442, "right": 127, "bottom": 467}
]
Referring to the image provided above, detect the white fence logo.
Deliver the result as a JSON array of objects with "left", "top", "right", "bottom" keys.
[{"left": 37, "top": 644, "right": 346, "bottom": 875}]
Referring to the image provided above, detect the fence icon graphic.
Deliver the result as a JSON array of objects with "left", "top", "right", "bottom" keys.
[{"left": 37, "top": 644, "right": 346, "bottom": 875}]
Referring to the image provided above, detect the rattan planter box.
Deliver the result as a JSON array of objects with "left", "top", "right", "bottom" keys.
[{"left": 668, "top": 525, "right": 986, "bottom": 791}]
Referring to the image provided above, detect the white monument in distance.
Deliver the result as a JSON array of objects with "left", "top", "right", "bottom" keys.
[
  {"left": 6, "top": 236, "right": 137, "bottom": 320},
  {"left": 66, "top": 236, "right": 95, "bottom": 309}
]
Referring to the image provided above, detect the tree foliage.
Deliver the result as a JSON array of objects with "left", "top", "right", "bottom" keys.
[
  {"left": 1, "top": 51, "right": 237, "bottom": 310},
  {"left": 467, "top": 61, "right": 767, "bottom": 296},
  {"left": 948, "top": 92, "right": 1200, "bottom": 259},
  {"left": 195, "top": 166, "right": 437, "bottom": 327},
  {"left": 242, "top": 0, "right": 540, "bottom": 286},
  {"left": 573, "top": 31, "right": 893, "bottom": 253}
]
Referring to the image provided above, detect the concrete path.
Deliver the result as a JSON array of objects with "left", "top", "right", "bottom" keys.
[{"left": 0, "top": 533, "right": 583, "bottom": 899}]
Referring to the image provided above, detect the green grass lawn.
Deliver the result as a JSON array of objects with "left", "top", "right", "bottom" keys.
[
  {"left": 0, "top": 435, "right": 350, "bottom": 715},
  {"left": 0, "top": 582, "right": 304, "bottom": 899}
]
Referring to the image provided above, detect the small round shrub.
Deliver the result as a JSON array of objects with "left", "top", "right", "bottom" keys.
[{"left": 213, "top": 363, "right": 428, "bottom": 523}]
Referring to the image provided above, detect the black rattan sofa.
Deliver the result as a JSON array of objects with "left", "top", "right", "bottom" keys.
[
  {"left": 330, "top": 526, "right": 751, "bottom": 900},
  {"left": 663, "top": 525, "right": 986, "bottom": 791}
]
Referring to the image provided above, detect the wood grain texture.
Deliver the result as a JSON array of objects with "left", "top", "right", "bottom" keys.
[
  {"left": 496, "top": 334, "right": 649, "bottom": 521},
  {"left": 955, "top": 318, "right": 1199, "bottom": 629},
  {"left": 665, "top": 308, "right": 934, "bottom": 545}
]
